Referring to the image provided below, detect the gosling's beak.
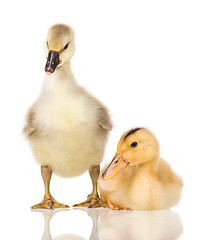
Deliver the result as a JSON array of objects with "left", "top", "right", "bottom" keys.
[
  {"left": 102, "top": 154, "right": 129, "bottom": 180},
  {"left": 45, "top": 50, "right": 60, "bottom": 75}
]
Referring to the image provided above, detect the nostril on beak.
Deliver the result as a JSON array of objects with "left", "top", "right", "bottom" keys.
[{"left": 102, "top": 172, "right": 106, "bottom": 178}]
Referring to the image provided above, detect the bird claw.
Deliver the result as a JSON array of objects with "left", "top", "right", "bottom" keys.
[
  {"left": 31, "top": 196, "right": 69, "bottom": 210},
  {"left": 73, "top": 197, "right": 108, "bottom": 208},
  {"left": 107, "top": 199, "right": 130, "bottom": 210}
]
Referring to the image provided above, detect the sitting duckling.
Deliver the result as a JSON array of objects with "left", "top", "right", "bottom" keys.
[
  {"left": 24, "top": 24, "right": 112, "bottom": 209},
  {"left": 98, "top": 128, "right": 183, "bottom": 210}
]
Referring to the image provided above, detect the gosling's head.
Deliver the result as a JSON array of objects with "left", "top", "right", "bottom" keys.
[
  {"left": 44, "top": 23, "right": 75, "bottom": 75},
  {"left": 102, "top": 128, "right": 160, "bottom": 179}
]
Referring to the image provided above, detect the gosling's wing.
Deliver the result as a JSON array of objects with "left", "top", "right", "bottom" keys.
[
  {"left": 23, "top": 104, "right": 36, "bottom": 137},
  {"left": 97, "top": 104, "right": 113, "bottom": 131}
]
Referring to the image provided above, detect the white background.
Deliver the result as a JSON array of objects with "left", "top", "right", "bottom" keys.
[{"left": 0, "top": 0, "right": 201, "bottom": 239}]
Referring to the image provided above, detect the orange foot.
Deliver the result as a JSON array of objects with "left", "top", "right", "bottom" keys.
[{"left": 107, "top": 199, "right": 130, "bottom": 210}]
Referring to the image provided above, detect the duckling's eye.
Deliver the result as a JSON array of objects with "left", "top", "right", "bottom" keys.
[
  {"left": 64, "top": 43, "right": 69, "bottom": 50},
  {"left": 131, "top": 142, "right": 137, "bottom": 148}
]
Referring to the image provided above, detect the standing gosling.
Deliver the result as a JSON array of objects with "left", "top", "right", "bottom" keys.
[
  {"left": 24, "top": 24, "right": 112, "bottom": 209},
  {"left": 98, "top": 128, "right": 183, "bottom": 210}
]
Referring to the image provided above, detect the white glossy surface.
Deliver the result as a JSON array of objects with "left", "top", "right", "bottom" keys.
[
  {"left": 1, "top": 0, "right": 201, "bottom": 239},
  {"left": 34, "top": 208, "right": 183, "bottom": 240}
]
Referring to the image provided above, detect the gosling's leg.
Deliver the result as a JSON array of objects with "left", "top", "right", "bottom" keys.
[
  {"left": 73, "top": 165, "right": 108, "bottom": 208},
  {"left": 88, "top": 164, "right": 100, "bottom": 199},
  {"left": 31, "top": 166, "right": 69, "bottom": 210}
]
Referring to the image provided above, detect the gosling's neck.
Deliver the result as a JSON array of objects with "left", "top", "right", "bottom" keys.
[
  {"left": 48, "top": 61, "right": 75, "bottom": 81},
  {"left": 43, "top": 61, "right": 78, "bottom": 94},
  {"left": 41, "top": 61, "right": 79, "bottom": 99}
]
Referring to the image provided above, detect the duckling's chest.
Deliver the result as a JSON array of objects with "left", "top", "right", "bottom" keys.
[{"left": 129, "top": 171, "right": 160, "bottom": 210}]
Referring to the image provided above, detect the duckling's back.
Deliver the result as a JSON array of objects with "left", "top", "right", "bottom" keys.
[{"left": 153, "top": 159, "right": 183, "bottom": 209}]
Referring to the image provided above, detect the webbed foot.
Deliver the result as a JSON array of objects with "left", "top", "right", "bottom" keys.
[
  {"left": 73, "top": 197, "right": 108, "bottom": 208},
  {"left": 31, "top": 196, "right": 69, "bottom": 210}
]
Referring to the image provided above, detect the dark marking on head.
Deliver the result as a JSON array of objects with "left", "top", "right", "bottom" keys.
[{"left": 124, "top": 128, "right": 142, "bottom": 140}]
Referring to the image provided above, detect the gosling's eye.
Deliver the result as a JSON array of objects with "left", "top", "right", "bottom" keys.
[
  {"left": 131, "top": 142, "right": 137, "bottom": 148},
  {"left": 64, "top": 43, "right": 69, "bottom": 50}
]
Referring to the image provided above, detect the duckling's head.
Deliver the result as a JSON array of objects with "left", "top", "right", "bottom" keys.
[
  {"left": 102, "top": 128, "right": 159, "bottom": 179},
  {"left": 45, "top": 23, "right": 75, "bottom": 75}
]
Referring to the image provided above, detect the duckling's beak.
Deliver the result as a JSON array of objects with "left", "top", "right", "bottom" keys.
[
  {"left": 45, "top": 51, "right": 60, "bottom": 75},
  {"left": 102, "top": 154, "right": 129, "bottom": 180}
]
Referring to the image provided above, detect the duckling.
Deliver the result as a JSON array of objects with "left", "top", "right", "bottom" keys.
[
  {"left": 98, "top": 128, "right": 183, "bottom": 210},
  {"left": 24, "top": 24, "right": 112, "bottom": 209}
]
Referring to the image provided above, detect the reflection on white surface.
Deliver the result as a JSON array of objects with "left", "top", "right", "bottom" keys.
[
  {"left": 33, "top": 209, "right": 86, "bottom": 240},
  {"left": 97, "top": 209, "right": 183, "bottom": 240},
  {"left": 33, "top": 208, "right": 182, "bottom": 240},
  {"left": 54, "top": 235, "right": 86, "bottom": 240}
]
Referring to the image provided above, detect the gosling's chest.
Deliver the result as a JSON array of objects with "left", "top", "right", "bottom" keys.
[{"left": 35, "top": 93, "right": 94, "bottom": 132}]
